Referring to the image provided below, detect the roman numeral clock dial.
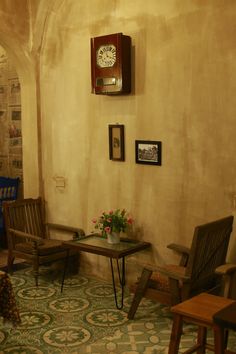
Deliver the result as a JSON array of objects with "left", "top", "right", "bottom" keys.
[
  {"left": 91, "top": 33, "right": 131, "bottom": 95},
  {"left": 97, "top": 45, "right": 116, "bottom": 68}
]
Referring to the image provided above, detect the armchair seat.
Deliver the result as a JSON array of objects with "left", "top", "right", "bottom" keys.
[
  {"left": 149, "top": 265, "right": 185, "bottom": 291},
  {"left": 15, "top": 239, "right": 66, "bottom": 256}
]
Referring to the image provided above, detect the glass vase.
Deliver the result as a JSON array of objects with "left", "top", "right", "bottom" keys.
[{"left": 107, "top": 232, "right": 120, "bottom": 244}]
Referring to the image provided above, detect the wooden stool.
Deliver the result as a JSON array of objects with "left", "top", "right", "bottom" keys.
[{"left": 168, "top": 293, "right": 236, "bottom": 354}]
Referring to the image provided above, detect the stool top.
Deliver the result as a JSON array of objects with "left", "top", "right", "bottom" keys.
[
  {"left": 213, "top": 302, "right": 236, "bottom": 331},
  {"left": 171, "top": 293, "right": 235, "bottom": 325}
]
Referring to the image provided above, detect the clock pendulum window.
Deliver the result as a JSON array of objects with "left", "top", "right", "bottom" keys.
[{"left": 90, "top": 33, "right": 131, "bottom": 95}]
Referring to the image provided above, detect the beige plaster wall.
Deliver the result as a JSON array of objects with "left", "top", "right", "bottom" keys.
[
  {"left": 0, "top": 0, "right": 236, "bottom": 282},
  {"left": 39, "top": 0, "right": 236, "bottom": 280}
]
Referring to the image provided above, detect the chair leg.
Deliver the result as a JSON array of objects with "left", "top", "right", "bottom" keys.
[
  {"left": 196, "top": 326, "right": 207, "bottom": 354},
  {"left": 7, "top": 252, "right": 15, "bottom": 274},
  {"left": 213, "top": 325, "right": 225, "bottom": 354},
  {"left": 33, "top": 259, "right": 39, "bottom": 287},
  {"left": 128, "top": 267, "right": 153, "bottom": 320},
  {"left": 224, "top": 328, "right": 229, "bottom": 350},
  {"left": 168, "top": 313, "right": 183, "bottom": 354}
]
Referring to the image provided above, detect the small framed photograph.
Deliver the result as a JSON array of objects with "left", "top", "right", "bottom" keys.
[
  {"left": 109, "top": 124, "right": 125, "bottom": 161},
  {"left": 135, "top": 140, "right": 162, "bottom": 165}
]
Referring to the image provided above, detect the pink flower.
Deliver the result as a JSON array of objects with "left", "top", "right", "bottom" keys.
[
  {"left": 105, "top": 226, "right": 111, "bottom": 234},
  {"left": 109, "top": 210, "right": 113, "bottom": 215},
  {"left": 92, "top": 218, "right": 97, "bottom": 224},
  {"left": 107, "top": 218, "right": 112, "bottom": 223},
  {"left": 127, "top": 217, "right": 133, "bottom": 224}
]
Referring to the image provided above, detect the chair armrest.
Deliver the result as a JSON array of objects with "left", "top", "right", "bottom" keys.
[
  {"left": 167, "top": 243, "right": 190, "bottom": 255},
  {"left": 167, "top": 243, "right": 190, "bottom": 267},
  {"left": 46, "top": 223, "right": 85, "bottom": 239},
  {"left": 215, "top": 264, "right": 236, "bottom": 298},
  {"left": 8, "top": 228, "right": 43, "bottom": 244},
  {"left": 138, "top": 262, "right": 190, "bottom": 282},
  {"left": 215, "top": 263, "right": 236, "bottom": 275}
]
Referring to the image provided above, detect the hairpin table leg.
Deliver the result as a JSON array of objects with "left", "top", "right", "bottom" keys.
[
  {"left": 110, "top": 257, "right": 125, "bottom": 309},
  {"left": 61, "top": 248, "right": 70, "bottom": 293}
]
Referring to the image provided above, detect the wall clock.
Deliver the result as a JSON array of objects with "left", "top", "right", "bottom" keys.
[{"left": 91, "top": 33, "right": 131, "bottom": 95}]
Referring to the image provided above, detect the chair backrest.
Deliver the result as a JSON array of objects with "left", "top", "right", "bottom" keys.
[
  {"left": 3, "top": 197, "right": 46, "bottom": 238},
  {"left": 186, "top": 216, "right": 234, "bottom": 295}
]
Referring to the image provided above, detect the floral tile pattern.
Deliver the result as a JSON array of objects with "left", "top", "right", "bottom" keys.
[{"left": 0, "top": 267, "right": 236, "bottom": 353}]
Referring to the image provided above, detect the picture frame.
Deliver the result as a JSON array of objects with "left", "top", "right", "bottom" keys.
[
  {"left": 109, "top": 124, "right": 125, "bottom": 161},
  {"left": 135, "top": 140, "right": 162, "bottom": 165}
]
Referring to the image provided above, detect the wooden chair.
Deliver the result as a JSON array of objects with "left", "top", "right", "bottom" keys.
[
  {"left": 128, "top": 216, "right": 234, "bottom": 319},
  {"left": 3, "top": 197, "right": 85, "bottom": 286},
  {"left": 0, "top": 177, "right": 20, "bottom": 248}
]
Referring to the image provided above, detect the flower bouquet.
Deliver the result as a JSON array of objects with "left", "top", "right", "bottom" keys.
[{"left": 92, "top": 209, "right": 133, "bottom": 243}]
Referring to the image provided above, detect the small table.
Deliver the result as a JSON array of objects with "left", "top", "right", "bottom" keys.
[
  {"left": 61, "top": 234, "right": 151, "bottom": 309},
  {"left": 168, "top": 293, "right": 236, "bottom": 354}
]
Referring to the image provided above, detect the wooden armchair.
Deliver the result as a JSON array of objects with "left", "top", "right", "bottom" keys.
[
  {"left": 128, "top": 216, "right": 234, "bottom": 319},
  {"left": 3, "top": 197, "right": 85, "bottom": 286}
]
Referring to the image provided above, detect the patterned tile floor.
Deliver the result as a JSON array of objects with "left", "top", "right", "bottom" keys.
[{"left": 0, "top": 264, "right": 236, "bottom": 353}]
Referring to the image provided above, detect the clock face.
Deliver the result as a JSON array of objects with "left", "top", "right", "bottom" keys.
[{"left": 96, "top": 44, "right": 116, "bottom": 68}]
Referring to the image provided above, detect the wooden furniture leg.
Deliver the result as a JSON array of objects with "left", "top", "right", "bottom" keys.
[
  {"left": 213, "top": 325, "right": 225, "bottom": 354},
  {"left": 128, "top": 267, "right": 153, "bottom": 319},
  {"left": 168, "top": 313, "right": 183, "bottom": 354},
  {"left": 7, "top": 252, "right": 15, "bottom": 273},
  {"left": 33, "top": 260, "right": 39, "bottom": 287},
  {"left": 196, "top": 326, "right": 207, "bottom": 354}
]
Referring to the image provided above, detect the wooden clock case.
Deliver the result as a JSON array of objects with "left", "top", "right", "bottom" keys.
[{"left": 91, "top": 32, "right": 131, "bottom": 95}]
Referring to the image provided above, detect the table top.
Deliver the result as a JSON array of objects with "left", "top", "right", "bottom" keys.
[
  {"left": 171, "top": 293, "right": 235, "bottom": 325},
  {"left": 63, "top": 234, "right": 151, "bottom": 259}
]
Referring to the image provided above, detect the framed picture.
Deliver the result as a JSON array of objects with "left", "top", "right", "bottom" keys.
[
  {"left": 135, "top": 140, "right": 162, "bottom": 165},
  {"left": 109, "top": 124, "right": 125, "bottom": 161}
]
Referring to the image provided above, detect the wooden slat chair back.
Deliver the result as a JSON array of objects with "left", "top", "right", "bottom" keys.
[
  {"left": 3, "top": 197, "right": 85, "bottom": 286},
  {"left": 186, "top": 217, "right": 233, "bottom": 296},
  {"left": 128, "top": 216, "right": 234, "bottom": 319},
  {"left": 7, "top": 198, "right": 45, "bottom": 236}
]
